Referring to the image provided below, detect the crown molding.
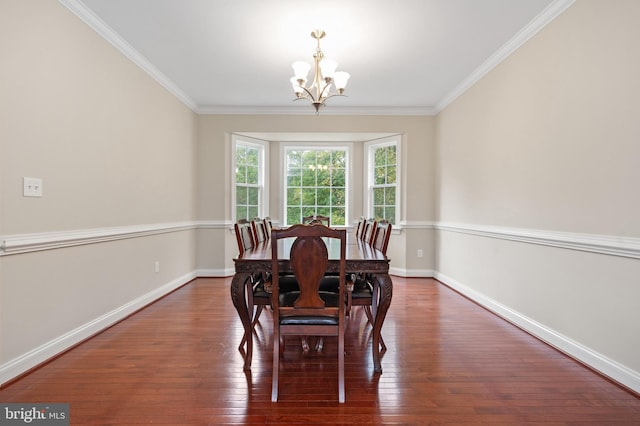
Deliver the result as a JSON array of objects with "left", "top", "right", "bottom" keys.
[
  {"left": 435, "top": 0, "right": 576, "bottom": 112},
  {"left": 58, "top": 0, "right": 198, "bottom": 110},
  {"left": 196, "top": 105, "right": 438, "bottom": 116}
]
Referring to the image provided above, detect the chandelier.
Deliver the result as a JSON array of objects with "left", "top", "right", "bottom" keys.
[{"left": 290, "top": 30, "right": 350, "bottom": 113}]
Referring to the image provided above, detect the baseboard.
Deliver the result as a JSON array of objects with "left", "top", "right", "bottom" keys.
[
  {"left": 196, "top": 268, "right": 235, "bottom": 277},
  {"left": 389, "top": 267, "right": 434, "bottom": 277},
  {"left": 434, "top": 272, "right": 640, "bottom": 395},
  {"left": 0, "top": 271, "right": 196, "bottom": 387}
]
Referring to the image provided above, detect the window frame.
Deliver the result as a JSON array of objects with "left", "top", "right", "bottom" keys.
[
  {"left": 281, "top": 142, "right": 351, "bottom": 227},
  {"left": 231, "top": 135, "right": 269, "bottom": 222},
  {"left": 364, "top": 135, "right": 401, "bottom": 226}
]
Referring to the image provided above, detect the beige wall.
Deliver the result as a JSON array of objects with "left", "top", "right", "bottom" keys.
[
  {"left": 195, "top": 114, "right": 436, "bottom": 275},
  {"left": 436, "top": 0, "right": 640, "bottom": 386},
  {"left": 0, "top": 0, "right": 197, "bottom": 378}
]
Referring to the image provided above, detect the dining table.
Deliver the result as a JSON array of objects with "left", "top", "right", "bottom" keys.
[{"left": 230, "top": 234, "right": 392, "bottom": 373}]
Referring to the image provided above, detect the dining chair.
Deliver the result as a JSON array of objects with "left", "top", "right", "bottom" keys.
[
  {"left": 347, "top": 220, "right": 391, "bottom": 351},
  {"left": 362, "top": 218, "right": 377, "bottom": 245},
  {"left": 355, "top": 216, "right": 366, "bottom": 239},
  {"left": 234, "top": 220, "right": 269, "bottom": 351},
  {"left": 263, "top": 217, "right": 273, "bottom": 239},
  {"left": 251, "top": 217, "right": 267, "bottom": 244},
  {"left": 270, "top": 224, "right": 347, "bottom": 403}
]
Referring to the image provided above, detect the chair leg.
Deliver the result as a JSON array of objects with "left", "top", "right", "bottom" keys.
[
  {"left": 338, "top": 331, "right": 345, "bottom": 403},
  {"left": 272, "top": 331, "right": 280, "bottom": 402},
  {"left": 251, "top": 305, "right": 264, "bottom": 326}
]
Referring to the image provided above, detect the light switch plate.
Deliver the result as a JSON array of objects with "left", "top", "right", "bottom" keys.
[{"left": 23, "top": 177, "right": 43, "bottom": 197}]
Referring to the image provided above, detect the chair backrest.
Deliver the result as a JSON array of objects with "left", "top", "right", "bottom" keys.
[
  {"left": 371, "top": 220, "right": 392, "bottom": 255},
  {"left": 234, "top": 219, "right": 255, "bottom": 256},
  {"left": 355, "top": 216, "right": 366, "bottom": 239},
  {"left": 251, "top": 217, "right": 267, "bottom": 244},
  {"left": 271, "top": 224, "right": 346, "bottom": 317},
  {"left": 302, "top": 215, "right": 330, "bottom": 226},
  {"left": 362, "top": 218, "right": 377, "bottom": 245},
  {"left": 263, "top": 217, "right": 273, "bottom": 239}
]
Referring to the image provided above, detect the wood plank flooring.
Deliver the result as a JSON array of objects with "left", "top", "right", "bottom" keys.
[{"left": 1, "top": 277, "right": 639, "bottom": 424}]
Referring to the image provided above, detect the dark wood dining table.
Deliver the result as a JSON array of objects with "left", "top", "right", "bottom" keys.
[{"left": 230, "top": 235, "right": 392, "bottom": 373}]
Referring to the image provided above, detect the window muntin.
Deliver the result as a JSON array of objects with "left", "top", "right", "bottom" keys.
[{"left": 284, "top": 147, "right": 348, "bottom": 226}]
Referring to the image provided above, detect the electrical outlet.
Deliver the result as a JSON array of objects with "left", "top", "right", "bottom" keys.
[
  {"left": 23, "top": 177, "right": 43, "bottom": 197},
  {"left": 417, "top": 249, "right": 423, "bottom": 258},
  {"left": 154, "top": 261, "right": 160, "bottom": 273}
]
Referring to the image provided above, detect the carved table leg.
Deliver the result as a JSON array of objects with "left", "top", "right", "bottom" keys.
[
  {"left": 230, "top": 272, "right": 253, "bottom": 370},
  {"left": 372, "top": 273, "right": 393, "bottom": 373}
]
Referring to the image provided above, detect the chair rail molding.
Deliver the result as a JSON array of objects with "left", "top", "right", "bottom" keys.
[
  {"left": 0, "top": 221, "right": 214, "bottom": 256},
  {"left": 435, "top": 222, "right": 640, "bottom": 259}
]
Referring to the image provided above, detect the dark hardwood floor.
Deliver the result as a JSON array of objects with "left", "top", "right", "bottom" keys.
[{"left": 1, "top": 277, "right": 639, "bottom": 424}]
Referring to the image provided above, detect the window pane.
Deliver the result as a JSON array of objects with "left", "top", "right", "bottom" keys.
[
  {"left": 317, "top": 188, "right": 330, "bottom": 206},
  {"left": 246, "top": 165, "right": 259, "bottom": 185},
  {"left": 332, "top": 188, "right": 345, "bottom": 205},
  {"left": 246, "top": 147, "right": 258, "bottom": 165},
  {"left": 373, "top": 187, "right": 384, "bottom": 205},
  {"left": 236, "top": 206, "right": 247, "bottom": 221},
  {"left": 301, "top": 188, "right": 316, "bottom": 205},
  {"left": 332, "top": 151, "right": 346, "bottom": 168},
  {"left": 374, "top": 166, "right": 386, "bottom": 185},
  {"left": 247, "top": 187, "right": 259, "bottom": 205},
  {"left": 385, "top": 207, "right": 396, "bottom": 225},
  {"left": 317, "top": 207, "right": 330, "bottom": 218},
  {"left": 387, "top": 165, "right": 396, "bottom": 185},
  {"left": 287, "top": 207, "right": 301, "bottom": 224},
  {"left": 302, "top": 167, "right": 316, "bottom": 186},
  {"left": 287, "top": 174, "right": 301, "bottom": 186},
  {"left": 387, "top": 145, "right": 396, "bottom": 164},
  {"left": 374, "top": 147, "right": 386, "bottom": 166},
  {"left": 302, "top": 207, "right": 316, "bottom": 218},
  {"left": 374, "top": 206, "right": 384, "bottom": 220},
  {"left": 237, "top": 187, "right": 247, "bottom": 204},
  {"left": 331, "top": 208, "right": 345, "bottom": 226},
  {"left": 248, "top": 206, "right": 259, "bottom": 219},
  {"left": 236, "top": 165, "right": 246, "bottom": 184},
  {"left": 332, "top": 169, "right": 345, "bottom": 186},
  {"left": 386, "top": 187, "right": 396, "bottom": 204},
  {"left": 317, "top": 168, "right": 330, "bottom": 186},
  {"left": 287, "top": 187, "right": 301, "bottom": 205}
]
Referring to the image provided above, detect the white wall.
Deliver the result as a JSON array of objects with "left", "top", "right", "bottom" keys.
[
  {"left": 0, "top": 0, "right": 197, "bottom": 384},
  {"left": 435, "top": 0, "right": 640, "bottom": 392}
]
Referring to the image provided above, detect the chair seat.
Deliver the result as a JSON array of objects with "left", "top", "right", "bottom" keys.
[
  {"left": 280, "top": 316, "right": 339, "bottom": 326},
  {"left": 351, "top": 285, "right": 373, "bottom": 299}
]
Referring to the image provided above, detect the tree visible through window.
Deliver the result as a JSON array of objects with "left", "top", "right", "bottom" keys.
[
  {"left": 285, "top": 148, "right": 347, "bottom": 226},
  {"left": 371, "top": 142, "right": 397, "bottom": 225},
  {"left": 235, "top": 143, "right": 261, "bottom": 221}
]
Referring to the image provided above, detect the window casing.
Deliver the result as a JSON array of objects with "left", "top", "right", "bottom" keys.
[
  {"left": 232, "top": 136, "right": 268, "bottom": 221},
  {"left": 283, "top": 145, "right": 349, "bottom": 226},
  {"left": 365, "top": 136, "right": 400, "bottom": 225}
]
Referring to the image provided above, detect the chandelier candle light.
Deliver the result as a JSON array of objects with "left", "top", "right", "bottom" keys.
[{"left": 290, "top": 30, "right": 350, "bottom": 113}]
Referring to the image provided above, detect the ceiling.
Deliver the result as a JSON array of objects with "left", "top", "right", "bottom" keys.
[{"left": 63, "top": 0, "right": 573, "bottom": 115}]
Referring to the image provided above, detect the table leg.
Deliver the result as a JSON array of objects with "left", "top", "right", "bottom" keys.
[
  {"left": 372, "top": 273, "right": 393, "bottom": 373},
  {"left": 230, "top": 272, "right": 253, "bottom": 370}
]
